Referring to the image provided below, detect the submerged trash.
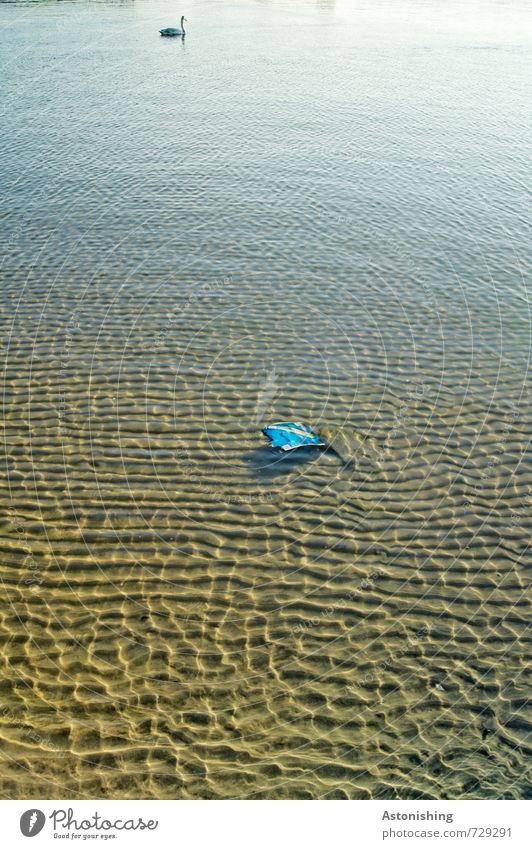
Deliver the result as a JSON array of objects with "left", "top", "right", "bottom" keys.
[{"left": 262, "top": 422, "right": 325, "bottom": 452}]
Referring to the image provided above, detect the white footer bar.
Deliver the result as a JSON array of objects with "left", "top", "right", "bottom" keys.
[{"left": 1, "top": 799, "right": 528, "bottom": 849}]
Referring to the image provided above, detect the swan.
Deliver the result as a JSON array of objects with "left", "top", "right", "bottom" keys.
[{"left": 160, "top": 16, "right": 186, "bottom": 37}]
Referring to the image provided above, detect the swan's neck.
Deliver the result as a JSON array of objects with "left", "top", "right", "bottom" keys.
[{"left": 181, "top": 16, "right": 185, "bottom": 33}]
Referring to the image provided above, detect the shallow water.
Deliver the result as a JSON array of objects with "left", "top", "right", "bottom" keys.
[{"left": 1, "top": 0, "right": 531, "bottom": 799}]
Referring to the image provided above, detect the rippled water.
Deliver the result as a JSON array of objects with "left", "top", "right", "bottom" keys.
[{"left": 1, "top": 0, "right": 531, "bottom": 799}]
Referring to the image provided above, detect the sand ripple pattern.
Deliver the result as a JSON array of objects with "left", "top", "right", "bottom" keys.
[{"left": 0, "top": 0, "right": 531, "bottom": 799}]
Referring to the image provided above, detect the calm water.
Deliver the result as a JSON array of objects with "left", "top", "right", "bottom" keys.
[{"left": 1, "top": 0, "right": 531, "bottom": 799}]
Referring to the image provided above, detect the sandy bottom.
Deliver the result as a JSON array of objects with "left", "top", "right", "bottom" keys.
[{"left": 1, "top": 270, "right": 530, "bottom": 799}]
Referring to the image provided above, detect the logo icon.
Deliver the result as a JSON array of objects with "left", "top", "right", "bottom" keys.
[{"left": 20, "top": 810, "right": 45, "bottom": 837}]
